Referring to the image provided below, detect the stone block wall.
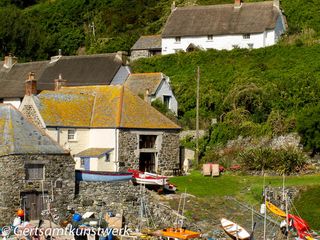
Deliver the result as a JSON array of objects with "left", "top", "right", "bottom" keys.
[
  {"left": 118, "top": 130, "right": 139, "bottom": 171},
  {"left": 73, "top": 181, "right": 181, "bottom": 229},
  {"left": 0, "top": 154, "right": 74, "bottom": 225},
  {"left": 158, "top": 130, "right": 180, "bottom": 175},
  {"left": 130, "top": 50, "right": 150, "bottom": 61},
  {"left": 118, "top": 129, "right": 180, "bottom": 175},
  {"left": 20, "top": 104, "right": 43, "bottom": 129}
]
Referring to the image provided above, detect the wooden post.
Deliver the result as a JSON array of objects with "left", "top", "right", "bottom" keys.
[{"left": 195, "top": 66, "right": 200, "bottom": 167}]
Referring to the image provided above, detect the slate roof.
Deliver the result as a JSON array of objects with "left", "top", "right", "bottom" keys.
[
  {"left": 0, "top": 104, "right": 67, "bottom": 156},
  {"left": 131, "top": 35, "right": 162, "bottom": 50},
  {"left": 162, "top": 1, "right": 281, "bottom": 37},
  {"left": 124, "top": 73, "right": 163, "bottom": 96},
  {"left": 36, "top": 85, "right": 180, "bottom": 129},
  {"left": 0, "top": 53, "right": 124, "bottom": 98},
  {"left": 75, "top": 148, "right": 113, "bottom": 158}
]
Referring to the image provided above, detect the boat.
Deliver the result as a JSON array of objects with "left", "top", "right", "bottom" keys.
[
  {"left": 266, "top": 201, "right": 286, "bottom": 218},
  {"left": 160, "top": 228, "right": 201, "bottom": 240},
  {"left": 220, "top": 218, "right": 251, "bottom": 240},
  {"left": 75, "top": 170, "right": 132, "bottom": 182},
  {"left": 128, "top": 169, "right": 176, "bottom": 192}
]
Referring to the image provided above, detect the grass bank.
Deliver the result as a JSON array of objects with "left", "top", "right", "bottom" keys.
[{"left": 170, "top": 171, "right": 320, "bottom": 229}]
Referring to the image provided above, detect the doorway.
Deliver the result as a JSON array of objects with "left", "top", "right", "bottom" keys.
[
  {"left": 21, "top": 191, "right": 47, "bottom": 220},
  {"left": 139, "top": 153, "right": 156, "bottom": 173}
]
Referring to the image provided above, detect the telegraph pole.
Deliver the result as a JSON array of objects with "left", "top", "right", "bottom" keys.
[{"left": 195, "top": 66, "right": 200, "bottom": 166}]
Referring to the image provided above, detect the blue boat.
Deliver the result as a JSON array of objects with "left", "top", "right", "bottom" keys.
[{"left": 75, "top": 170, "right": 132, "bottom": 182}]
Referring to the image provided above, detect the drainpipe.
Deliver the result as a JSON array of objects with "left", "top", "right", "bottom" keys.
[
  {"left": 115, "top": 129, "right": 119, "bottom": 172},
  {"left": 57, "top": 127, "right": 60, "bottom": 144}
]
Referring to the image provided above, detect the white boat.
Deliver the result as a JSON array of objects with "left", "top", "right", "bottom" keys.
[
  {"left": 221, "top": 218, "right": 251, "bottom": 240},
  {"left": 129, "top": 169, "right": 176, "bottom": 192}
]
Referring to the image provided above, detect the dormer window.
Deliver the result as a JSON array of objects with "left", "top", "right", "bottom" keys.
[
  {"left": 175, "top": 37, "right": 181, "bottom": 43},
  {"left": 207, "top": 35, "right": 213, "bottom": 41},
  {"left": 243, "top": 34, "right": 250, "bottom": 39}
]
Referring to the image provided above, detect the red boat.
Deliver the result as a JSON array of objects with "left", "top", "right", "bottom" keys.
[{"left": 128, "top": 169, "right": 176, "bottom": 192}]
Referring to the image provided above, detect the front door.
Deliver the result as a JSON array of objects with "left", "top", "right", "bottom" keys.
[
  {"left": 139, "top": 153, "right": 156, "bottom": 173},
  {"left": 21, "top": 192, "right": 47, "bottom": 220},
  {"left": 84, "top": 157, "right": 90, "bottom": 171}
]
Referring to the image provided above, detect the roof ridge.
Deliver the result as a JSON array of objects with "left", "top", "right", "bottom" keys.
[{"left": 177, "top": 1, "right": 273, "bottom": 9}]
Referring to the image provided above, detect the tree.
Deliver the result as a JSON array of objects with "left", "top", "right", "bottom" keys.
[{"left": 297, "top": 104, "right": 320, "bottom": 156}]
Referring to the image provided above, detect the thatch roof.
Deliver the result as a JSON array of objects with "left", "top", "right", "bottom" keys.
[
  {"left": 0, "top": 53, "right": 125, "bottom": 98},
  {"left": 162, "top": 1, "right": 281, "bottom": 37}
]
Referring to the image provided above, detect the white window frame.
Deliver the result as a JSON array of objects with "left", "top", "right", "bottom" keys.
[
  {"left": 207, "top": 35, "right": 213, "bottom": 41},
  {"left": 243, "top": 34, "right": 251, "bottom": 39},
  {"left": 248, "top": 43, "right": 254, "bottom": 49},
  {"left": 67, "top": 129, "right": 77, "bottom": 141}
]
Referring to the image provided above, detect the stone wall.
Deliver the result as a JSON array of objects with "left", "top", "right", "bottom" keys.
[
  {"left": 0, "top": 154, "right": 74, "bottom": 225},
  {"left": 130, "top": 50, "right": 149, "bottom": 61},
  {"left": 158, "top": 131, "right": 180, "bottom": 175},
  {"left": 118, "top": 129, "right": 180, "bottom": 175},
  {"left": 21, "top": 104, "right": 43, "bottom": 129},
  {"left": 73, "top": 181, "right": 182, "bottom": 229},
  {"left": 118, "top": 130, "right": 139, "bottom": 171}
]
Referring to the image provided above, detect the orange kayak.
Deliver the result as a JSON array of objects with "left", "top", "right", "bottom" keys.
[{"left": 160, "top": 228, "right": 201, "bottom": 239}]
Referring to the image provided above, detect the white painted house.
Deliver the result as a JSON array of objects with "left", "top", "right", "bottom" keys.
[
  {"left": 124, "top": 72, "right": 178, "bottom": 115},
  {"left": 161, "top": 0, "right": 287, "bottom": 54}
]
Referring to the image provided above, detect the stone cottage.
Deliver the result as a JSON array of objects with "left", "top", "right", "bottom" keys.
[
  {"left": 0, "top": 104, "right": 74, "bottom": 224},
  {"left": 20, "top": 76, "right": 181, "bottom": 175},
  {"left": 130, "top": 35, "right": 162, "bottom": 61}
]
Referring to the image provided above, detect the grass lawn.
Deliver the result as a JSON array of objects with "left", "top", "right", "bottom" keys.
[{"left": 170, "top": 171, "right": 320, "bottom": 229}]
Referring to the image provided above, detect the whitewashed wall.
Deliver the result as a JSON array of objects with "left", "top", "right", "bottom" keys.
[
  {"left": 74, "top": 151, "right": 116, "bottom": 171},
  {"left": 3, "top": 98, "right": 21, "bottom": 108},
  {"left": 162, "top": 31, "right": 277, "bottom": 54},
  {"left": 152, "top": 80, "right": 178, "bottom": 115}
]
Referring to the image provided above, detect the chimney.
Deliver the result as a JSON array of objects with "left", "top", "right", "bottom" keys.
[
  {"left": 25, "top": 72, "right": 37, "bottom": 96},
  {"left": 273, "top": 0, "right": 280, "bottom": 9},
  {"left": 144, "top": 89, "right": 150, "bottom": 103},
  {"left": 116, "top": 51, "right": 128, "bottom": 65},
  {"left": 54, "top": 74, "right": 67, "bottom": 91},
  {"left": 171, "top": 1, "right": 176, "bottom": 12},
  {"left": 234, "top": 0, "right": 242, "bottom": 8},
  {"left": 3, "top": 54, "right": 17, "bottom": 69}
]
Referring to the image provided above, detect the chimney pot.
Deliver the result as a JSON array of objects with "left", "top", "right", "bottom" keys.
[
  {"left": 3, "top": 54, "right": 17, "bottom": 69},
  {"left": 144, "top": 89, "right": 150, "bottom": 103},
  {"left": 25, "top": 72, "right": 37, "bottom": 96},
  {"left": 171, "top": 1, "right": 176, "bottom": 12},
  {"left": 273, "top": 0, "right": 280, "bottom": 9},
  {"left": 54, "top": 74, "right": 67, "bottom": 91},
  {"left": 116, "top": 51, "right": 128, "bottom": 65}
]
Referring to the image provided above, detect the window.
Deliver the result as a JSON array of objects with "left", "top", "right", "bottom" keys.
[
  {"left": 139, "top": 135, "right": 157, "bottom": 149},
  {"left": 175, "top": 36, "right": 181, "bottom": 43},
  {"left": 25, "top": 164, "right": 44, "bottom": 180},
  {"left": 243, "top": 34, "right": 250, "bottom": 39},
  {"left": 232, "top": 44, "right": 239, "bottom": 49},
  {"left": 207, "top": 35, "right": 213, "bottom": 41},
  {"left": 80, "top": 158, "right": 85, "bottom": 168},
  {"left": 67, "top": 129, "right": 76, "bottom": 141},
  {"left": 105, "top": 153, "right": 110, "bottom": 162},
  {"left": 163, "top": 95, "right": 171, "bottom": 109}
]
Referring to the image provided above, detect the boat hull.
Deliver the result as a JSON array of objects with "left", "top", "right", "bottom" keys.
[
  {"left": 75, "top": 170, "right": 132, "bottom": 182},
  {"left": 221, "top": 218, "right": 250, "bottom": 240}
]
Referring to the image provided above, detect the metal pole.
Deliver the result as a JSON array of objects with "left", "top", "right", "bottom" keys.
[
  {"left": 285, "top": 192, "right": 289, "bottom": 240},
  {"left": 195, "top": 66, "right": 200, "bottom": 166},
  {"left": 263, "top": 175, "right": 267, "bottom": 240}
]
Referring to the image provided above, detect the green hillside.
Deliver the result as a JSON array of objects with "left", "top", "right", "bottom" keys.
[{"left": 0, "top": 0, "right": 319, "bottom": 60}]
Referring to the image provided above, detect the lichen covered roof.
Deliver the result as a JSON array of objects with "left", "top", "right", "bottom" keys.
[
  {"left": 131, "top": 35, "right": 162, "bottom": 50},
  {"left": 0, "top": 104, "right": 67, "bottom": 156},
  {"left": 37, "top": 85, "right": 180, "bottom": 129},
  {"left": 75, "top": 148, "right": 113, "bottom": 158},
  {"left": 124, "top": 73, "right": 163, "bottom": 96}
]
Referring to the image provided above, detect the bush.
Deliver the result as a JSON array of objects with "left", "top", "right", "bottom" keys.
[{"left": 238, "top": 147, "right": 307, "bottom": 174}]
